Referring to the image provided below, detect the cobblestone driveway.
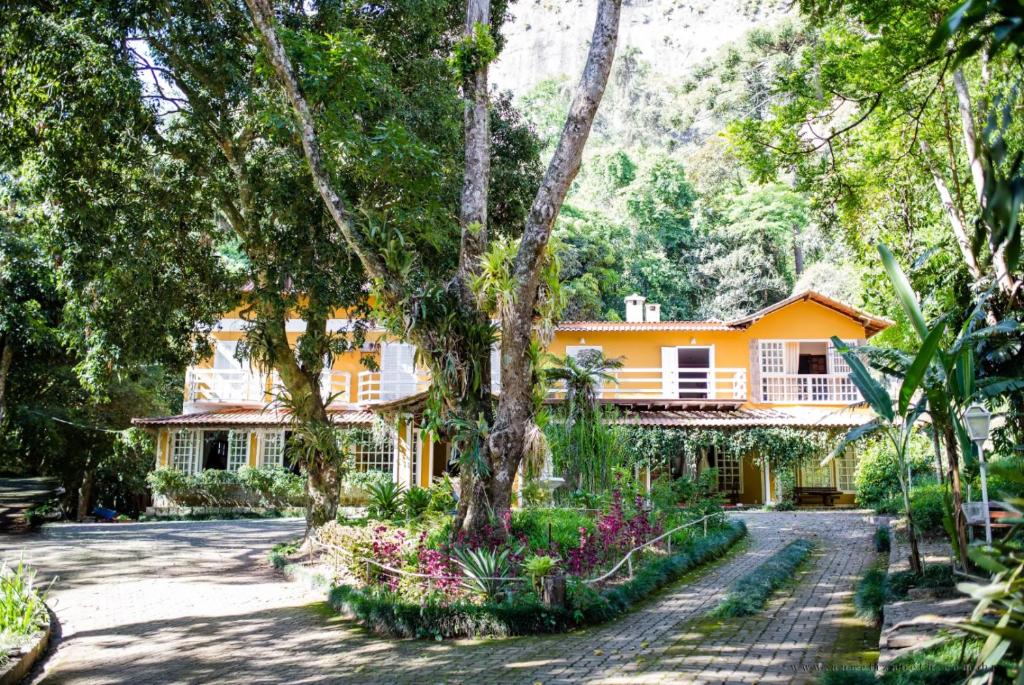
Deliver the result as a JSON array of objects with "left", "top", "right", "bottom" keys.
[{"left": 0, "top": 511, "right": 875, "bottom": 685}]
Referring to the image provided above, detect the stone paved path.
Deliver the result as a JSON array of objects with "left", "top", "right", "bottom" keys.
[{"left": 0, "top": 511, "right": 875, "bottom": 684}]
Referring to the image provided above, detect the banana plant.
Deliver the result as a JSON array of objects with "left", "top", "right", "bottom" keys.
[
  {"left": 878, "top": 244, "right": 1024, "bottom": 569},
  {"left": 832, "top": 321, "right": 945, "bottom": 574}
]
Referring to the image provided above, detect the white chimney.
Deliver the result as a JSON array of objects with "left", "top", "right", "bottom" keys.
[
  {"left": 625, "top": 294, "right": 646, "bottom": 323},
  {"left": 645, "top": 303, "right": 661, "bottom": 322}
]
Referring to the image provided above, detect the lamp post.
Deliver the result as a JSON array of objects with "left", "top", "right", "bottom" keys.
[{"left": 963, "top": 404, "right": 993, "bottom": 544}]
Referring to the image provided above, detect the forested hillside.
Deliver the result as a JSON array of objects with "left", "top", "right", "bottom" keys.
[{"left": 494, "top": 2, "right": 864, "bottom": 321}]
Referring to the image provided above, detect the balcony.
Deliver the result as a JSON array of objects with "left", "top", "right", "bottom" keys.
[
  {"left": 184, "top": 367, "right": 432, "bottom": 408},
  {"left": 547, "top": 367, "right": 747, "bottom": 405},
  {"left": 760, "top": 374, "right": 860, "bottom": 403},
  {"left": 356, "top": 370, "right": 431, "bottom": 404},
  {"left": 185, "top": 368, "right": 354, "bottom": 406}
]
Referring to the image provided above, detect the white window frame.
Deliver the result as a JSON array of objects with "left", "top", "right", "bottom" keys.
[
  {"left": 799, "top": 460, "right": 834, "bottom": 489},
  {"left": 226, "top": 430, "right": 250, "bottom": 471},
  {"left": 352, "top": 428, "right": 396, "bottom": 474},
  {"left": 258, "top": 430, "right": 286, "bottom": 468},
  {"left": 675, "top": 345, "right": 715, "bottom": 399},
  {"left": 171, "top": 429, "right": 199, "bottom": 474},
  {"left": 715, "top": 451, "right": 743, "bottom": 495},
  {"left": 759, "top": 339, "right": 859, "bottom": 404},
  {"left": 835, "top": 446, "right": 857, "bottom": 493}
]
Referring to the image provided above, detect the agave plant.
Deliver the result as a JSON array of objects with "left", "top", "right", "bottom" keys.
[
  {"left": 453, "top": 546, "right": 513, "bottom": 601},
  {"left": 365, "top": 480, "right": 405, "bottom": 520}
]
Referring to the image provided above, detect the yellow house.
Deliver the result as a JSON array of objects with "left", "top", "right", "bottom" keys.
[{"left": 133, "top": 290, "right": 890, "bottom": 507}]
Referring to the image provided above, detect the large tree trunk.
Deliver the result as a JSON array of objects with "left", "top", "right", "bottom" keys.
[
  {"left": 253, "top": 301, "right": 340, "bottom": 531},
  {"left": 483, "top": 0, "right": 623, "bottom": 532},
  {"left": 246, "top": 0, "right": 623, "bottom": 533},
  {"left": 77, "top": 465, "right": 95, "bottom": 522}
]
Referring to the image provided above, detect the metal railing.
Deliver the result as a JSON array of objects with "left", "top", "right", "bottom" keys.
[
  {"left": 311, "top": 513, "right": 720, "bottom": 592},
  {"left": 583, "top": 513, "right": 717, "bottom": 585},
  {"left": 546, "top": 367, "right": 747, "bottom": 401},
  {"left": 761, "top": 374, "right": 860, "bottom": 403}
]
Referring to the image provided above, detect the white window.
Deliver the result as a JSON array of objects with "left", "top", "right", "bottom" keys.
[
  {"left": 715, "top": 453, "right": 743, "bottom": 495},
  {"left": 227, "top": 431, "right": 250, "bottom": 471},
  {"left": 259, "top": 431, "right": 285, "bottom": 468},
  {"left": 835, "top": 447, "right": 857, "bottom": 492},
  {"left": 800, "top": 461, "right": 833, "bottom": 488},
  {"left": 827, "top": 341, "right": 852, "bottom": 375},
  {"left": 380, "top": 342, "right": 417, "bottom": 400},
  {"left": 759, "top": 341, "right": 785, "bottom": 374},
  {"left": 171, "top": 430, "right": 199, "bottom": 474},
  {"left": 352, "top": 429, "right": 395, "bottom": 473}
]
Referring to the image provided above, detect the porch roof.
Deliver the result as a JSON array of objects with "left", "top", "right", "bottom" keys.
[
  {"left": 611, "top": 406, "right": 872, "bottom": 429},
  {"left": 132, "top": 405, "right": 375, "bottom": 429}
]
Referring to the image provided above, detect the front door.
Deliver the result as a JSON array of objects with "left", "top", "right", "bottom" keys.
[{"left": 677, "top": 347, "right": 711, "bottom": 399}]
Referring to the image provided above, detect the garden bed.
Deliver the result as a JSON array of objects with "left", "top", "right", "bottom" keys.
[
  {"left": 327, "top": 520, "right": 746, "bottom": 639},
  {"left": 0, "top": 561, "right": 52, "bottom": 685}
]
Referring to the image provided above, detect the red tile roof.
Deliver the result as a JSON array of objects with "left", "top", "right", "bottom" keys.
[
  {"left": 611, "top": 407, "right": 872, "bottom": 429},
  {"left": 557, "top": 321, "right": 735, "bottom": 332},
  {"left": 132, "top": 406, "right": 375, "bottom": 428},
  {"left": 556, "top": 290, "right": 892, "bottom": 337}
]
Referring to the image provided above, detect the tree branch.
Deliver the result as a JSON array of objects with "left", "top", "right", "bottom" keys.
[
  {"left": 456, "top": 0, "right": 491, "bottom": 293},
  {"left": 509, "top": 0, "right": 622, "bottom": 324},
  {"left": 952, "top": 69, "right": 987, "bottom": 210},
  {"left": 919, "top": 139, "right": 983, "bottom": 280},
  {"left": 242, "top": 0, "right": 392, "bottom": 284}
]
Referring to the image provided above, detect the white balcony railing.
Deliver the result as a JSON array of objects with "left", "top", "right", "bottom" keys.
[
  {"left": 547, "top": 367, "right": 747, "bottom": 401},
  {"left": 186, "top": 369, "right": 267, "bottom": 404},
  {"left": 356, "top": 370, "right": 431, "bottom": 404},
  {"left": 186, "top": 368, "right": 353, "bottom": 405},
  {"left": 761, "top": 374, "right": 860, "bottom": 403}
]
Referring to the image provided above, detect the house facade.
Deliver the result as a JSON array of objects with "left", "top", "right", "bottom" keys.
[{"left": 133, "top": 290, "right": 890, "bottom": 506}]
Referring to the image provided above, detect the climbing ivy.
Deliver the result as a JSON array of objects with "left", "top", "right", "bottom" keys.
[{"left": 617, "top": 426, "right": 836, "bottom": 471}]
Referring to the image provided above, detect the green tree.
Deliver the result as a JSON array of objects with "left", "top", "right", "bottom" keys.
[{"left": 245, "top": 0, "right": 624, "bottom": 533}]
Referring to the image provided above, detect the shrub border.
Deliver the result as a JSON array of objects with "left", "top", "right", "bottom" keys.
[
  {"left": 326, "top": 520, "right": 747, "bottom": 639},
  {"left": 710, "top": 537, "right": 815, "bottom": 618}
]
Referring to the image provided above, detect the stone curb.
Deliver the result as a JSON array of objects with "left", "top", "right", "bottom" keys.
[{"left": 0, "top": 604, "right": 54, "bottom": 685}]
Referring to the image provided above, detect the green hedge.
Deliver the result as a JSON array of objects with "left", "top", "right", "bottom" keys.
[
  {"left": 711, "top": 537, "right": 815, "bottom": 618},
  {"left": 854, "top": 567, "right": 887, "bottom": 624},
  {"left": 328, "top": 520, "right": 747, "bottom": 639}
]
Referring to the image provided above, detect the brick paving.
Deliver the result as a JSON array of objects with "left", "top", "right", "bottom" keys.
[{"left": 0, "top": 511, "right": 875, "bottom": 684}]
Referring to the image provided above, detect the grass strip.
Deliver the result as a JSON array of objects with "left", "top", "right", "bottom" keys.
[{"left": 710, "top": 537, "right": 815, "bottom": 618}]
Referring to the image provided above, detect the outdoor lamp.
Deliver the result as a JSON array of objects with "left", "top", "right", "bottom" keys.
[
  {"left": 963, "top": 403, "right": 993, "bottom": 544},
  {"left": 964, "top": 403, "right": 992, "bottom": 443}
]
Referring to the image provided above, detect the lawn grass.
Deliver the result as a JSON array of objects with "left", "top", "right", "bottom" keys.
[
  {"left": 818, "top": 635, "right": 985, "bottom": 685},
  {"left": 710, "top": 537, "right": 815, "bottom": 618}
]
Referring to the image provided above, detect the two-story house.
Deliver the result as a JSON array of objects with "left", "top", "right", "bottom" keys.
[{"left": 133, "top": 290, "right": 890, "bottom": 506}]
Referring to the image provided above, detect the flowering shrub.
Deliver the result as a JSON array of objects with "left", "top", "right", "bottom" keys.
[{"left": 323, "top": 487, "right": 711, "bottom": 603}]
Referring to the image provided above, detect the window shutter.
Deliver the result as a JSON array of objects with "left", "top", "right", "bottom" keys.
[
  {"left": 661, "top": 347, "right": 678, "bottom": 398},
  {"left": 490, "top": 343, "right": 501, "bottom": 394},
  {"left": 381, "top": 342, "right": 417, "bottom": 400},
  {"left": 749, "top": 339, "right": 761, "bottom": 402}
]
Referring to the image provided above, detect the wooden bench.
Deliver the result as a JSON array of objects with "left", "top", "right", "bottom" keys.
[
  {"left": 966, "top": 503, "right": 1018, "bottom": 540},
  {"left": 794, "top": 487, "right": 842, "bottom": 507}
]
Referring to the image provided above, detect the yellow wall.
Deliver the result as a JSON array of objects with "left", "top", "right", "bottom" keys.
[{"left": 548, "top": 299, "right": 872, "bottom": 408}]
